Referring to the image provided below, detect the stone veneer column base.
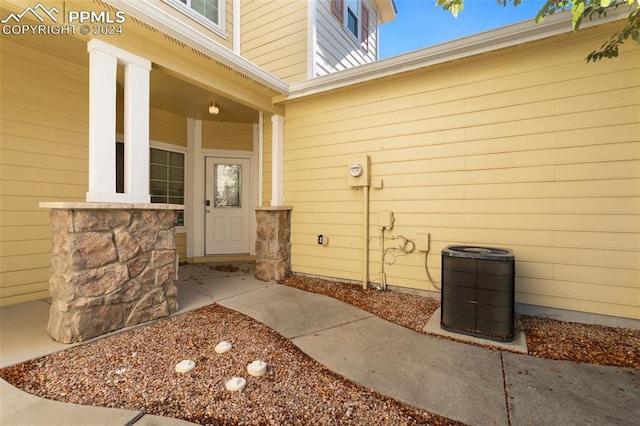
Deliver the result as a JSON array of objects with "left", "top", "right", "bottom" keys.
[
  {"left": 39, "top": 202, "right": 183, "bottom": 344},
  {"left": 255, "top": 206, "right": 292, "bottom": 282}
]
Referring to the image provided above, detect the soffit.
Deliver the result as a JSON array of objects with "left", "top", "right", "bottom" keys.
[
  {"left": 148, "top": 67, "right": 259, "bottom": 123},
  {"left": 0, "top": 3, "right": 258, "bottom": 123},
  {"left": 105, "top": 0, "right": 288, "bottom": 94},
  {"left": 34, "top": 0, "right": 286, "bottom": 115},
  {"left": 374, "top": 0, "right": 397, "bottom": 24}
]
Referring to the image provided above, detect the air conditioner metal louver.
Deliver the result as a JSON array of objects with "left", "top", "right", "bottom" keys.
[{"left": 441, "top": 246, "right": 515, "bottom": 342}]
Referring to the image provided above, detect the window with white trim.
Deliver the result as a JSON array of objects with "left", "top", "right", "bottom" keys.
[
  {"left": 346, "top": 0, "right": 359, "bottom": 39},
  {"left": 169, "top": 0, "right": 223, "bottom": 30},
  {"left": 116, "top": 142, "right": 186, "bottom": 227},
  {"left": 331, "top": 0, "right": 370, "bottom": 51}
]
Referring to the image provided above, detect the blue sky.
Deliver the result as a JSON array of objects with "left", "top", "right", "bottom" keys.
[{"left": 379, "top": 0, "right": 549, "bottom": 58}]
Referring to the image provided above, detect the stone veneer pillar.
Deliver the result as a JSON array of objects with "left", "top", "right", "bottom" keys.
[
  {"left": 255, "top": 206, "right": 292, "bottom": 282},
  {"left": 39, "top": 202, "right": 183, "bottom": 344}
]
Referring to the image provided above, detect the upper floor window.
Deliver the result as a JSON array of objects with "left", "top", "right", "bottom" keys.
[
  {"left": 168, "top": 0, "right": 224, "bottom": 32},
  {"left": 180, "top": 0, "right": 219, "bottom": 24},
  {"left": 331, "top": 0, "right": 370, "bottom": 51},
  {"left": 346, "top": 0, "right": 359, "bottom": 39}
]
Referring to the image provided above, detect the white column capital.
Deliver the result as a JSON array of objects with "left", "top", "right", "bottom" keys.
[{"left": 87, "top": 38, "right": 151, "bottom": 70}]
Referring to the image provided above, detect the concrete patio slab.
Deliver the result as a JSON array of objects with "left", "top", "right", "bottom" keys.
[
  {"left": 503, "top": 352, "right": 640, "bottom": 426},
  {"left": 424, "top": 307, "right": 528, "bottom": 354},
  {"left": 292, "top": 315, "right": 509, "bottom": 426},
  {"left": 2, "top": 265, "right": 637, "bottom": 426},
  {"left": 134, "top": 414, "right": 199, "bottom": 425},
  {"left": 0, "top": 300, "right": 70, "bottom": 368},
  {"left": 0, "top": 379, "right": 141, "bottom": 425},
  {"left": 176, "top": 273, "right": 267, "bottom": 312},
  {"left": 217, "top": 284, "right": 373, "bottom": 339}
]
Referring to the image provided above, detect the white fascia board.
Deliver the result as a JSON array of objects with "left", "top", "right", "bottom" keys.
[
  {"left": 286, "top": 7, "right": 630, "bottom": 101},
  {"left": 106, "top": 0, "right": 289, "bottom": 95}
]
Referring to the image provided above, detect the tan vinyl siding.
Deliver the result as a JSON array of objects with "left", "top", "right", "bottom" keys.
[
  {"left": 117, "top": 107, "right": 187, "bottom": 147},
  {"left": 176, "top": 232, "right": 188, "bottom": 262},
  {"left": 224, "top": 0, "right": 234, "bottom": 43},
  {"left": 241, "top": 0, "right": 308, "bottom": 83},
  {"left": 145, "top": 0, "right": 234, "bottom": 50},
  {"left": 282, "top": 23, "right": 640, "bottom": 320},
  {"left": 151, "top": 108, "right": 187, "bottom": 147},
  {"left": 0, "top": 38, "right": 89, "bottom": 306},
  {"left": 202, "top": 121, "right": 253, "bottom": 151},
  {"left": 315, "top": 0, "right": 377, "bottom": 76}
]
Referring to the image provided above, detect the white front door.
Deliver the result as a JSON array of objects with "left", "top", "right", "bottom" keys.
[{"left": 205, "top": 157, "right": 251, "bottom": 254}]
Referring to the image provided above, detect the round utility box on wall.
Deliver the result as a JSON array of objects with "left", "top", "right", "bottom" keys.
[{"left": 441, "top": 245, "right": 515, "bottom": 342}]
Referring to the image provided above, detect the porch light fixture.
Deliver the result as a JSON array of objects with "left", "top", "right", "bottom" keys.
[{"left": 208, "top": 102, "right": 219, "bottom": 115}]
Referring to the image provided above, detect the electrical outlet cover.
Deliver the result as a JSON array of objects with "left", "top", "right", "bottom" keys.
[{"left": 417, "top": 233, "right": 430, "bottom": 252}]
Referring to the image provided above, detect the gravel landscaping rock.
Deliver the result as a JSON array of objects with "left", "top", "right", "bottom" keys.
[
  {"left": 0, "top": 303, "right": 461, "bottom": 425},
  {"left": 280, "top": 275, "right": 640, "bottom": 370},
  {"left": 1, "top": 271, "right": 637, "bottom": 425}
]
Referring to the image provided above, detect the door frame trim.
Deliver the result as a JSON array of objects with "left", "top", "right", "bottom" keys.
[
  {"left": 204, "top": 156, "right": 251, "bottom": 255},
  {"left": 191, "top": 148, "right": 257, "bottom": 258}
]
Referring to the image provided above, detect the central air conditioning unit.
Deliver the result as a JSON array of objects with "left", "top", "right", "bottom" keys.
[{"left": 440, "top": 245, "right": 515, "bottom": 342}]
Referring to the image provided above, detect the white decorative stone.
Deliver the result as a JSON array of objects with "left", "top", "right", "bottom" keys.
[
  {"left": 247, "top": 360, "right": 267, "bottom": 377},
  {"left": 175, "top": 359, "right": 195, "bottom": 373},
  {"left": 225, "top": 377, "right": 246, "bottom": 392},
  {"left": 215, "top": 341, "right": 232, "bottom": 354}
]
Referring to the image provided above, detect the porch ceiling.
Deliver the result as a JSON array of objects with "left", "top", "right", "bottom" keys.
[
  {"left": 148, "top": 67, "right": 258, "bottom": 123},
  {"left": 1, "top": 4, "right": 258, "bottom": 124}
]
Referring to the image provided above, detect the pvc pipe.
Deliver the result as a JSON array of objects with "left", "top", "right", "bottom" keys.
[
  {"left": 380, "top": 227, "right": 386, "bottom": 291},
  {"left": 362, "top": 185, "right": 369, "bottom": 289}
]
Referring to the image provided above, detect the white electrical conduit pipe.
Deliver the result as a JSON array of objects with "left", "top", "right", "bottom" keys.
[
  {"left": 362, "top": 185, "right": 369, "bottom": 289},
  {"left": 380, "top": 227, "right": 387, "bottom": 291}
]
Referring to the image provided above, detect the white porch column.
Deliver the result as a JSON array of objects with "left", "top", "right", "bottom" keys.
[
  {"left": 124, "top": 62, "right": 151, "bottom": 200},
  {"left": 186, "top": 118, "right": 204, "bottom": 258},
  {"left": 87, "top": 44, "right": 117, "bottom": 199},
  {"left": 86, "top": 39, "right": 151, "bottom": 203},
  {"left": 271, "top": 114, "right": 285, "bottom": 206},
  {"left": 257, "top": 111, "right": 264, "bottom": 206}
]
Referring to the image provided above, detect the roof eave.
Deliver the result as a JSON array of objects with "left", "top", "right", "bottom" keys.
[
  {"left": 285, "top": 7, "right": 630, "bottom": 102},
  {"left": 105, "top": 0, "right": 289, "bottom": 96},
  {"left": 374, "top": 0, "right": 397, "bottom": 23}
]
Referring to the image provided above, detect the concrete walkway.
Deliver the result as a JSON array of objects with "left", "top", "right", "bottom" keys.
[{"left": 1, "top": 264, "right": 639, "bottom": 425}]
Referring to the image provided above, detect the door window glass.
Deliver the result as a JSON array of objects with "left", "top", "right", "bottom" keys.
[{"left": 214, "top": 164, "right": 241, "bottom": 208}]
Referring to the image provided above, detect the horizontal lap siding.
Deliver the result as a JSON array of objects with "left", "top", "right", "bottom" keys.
[
  {"left": 147, "top": 0, "right": 234, "bottom": 50},
  {"left": 241, "top": 0, "right": 308, "bottom": 83},
  {"left": 315, "top": 0, "right": 377, "bottom": 76},
  {"left": 283, "top": 23, "right": 640, "bottom": 319},
  {"left": 202, "top": 121, "right": 253, "bottom": 151},
  {"left": 1, "top": 38, "right": 190, "bottom": 306},
  {"left": 176, "top": 233, "right": 187, "bottom": 262},
  {"left": 0, "top": 39, "right": 89, "bottom": 306},
  {"left": 117, "top": 107, "right": 187, "bottom": 147},
  {"left": 150, "top": 109, "right": 187, "bottom": 147}
]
